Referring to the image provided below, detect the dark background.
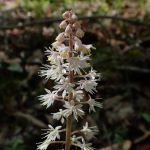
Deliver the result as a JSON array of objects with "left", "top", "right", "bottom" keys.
[{"left": 0, "top": 0, "right": 150, "bottom": 150}]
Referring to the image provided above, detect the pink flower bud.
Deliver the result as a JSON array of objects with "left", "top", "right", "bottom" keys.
[
  {"left": 62, "top": 11, "right": 70, "bottom": 19},
  {"left": 52, "top": 41, "right": 61, "bottom": 48},
  {"left": 76, "top": 28, "right": 84, "bottom": 38},
  {"left": 71, "top": 14, "right": 77, "bottom": 20},
  {"left": 56, "top": 33, "right": 65, "bottom": 42},
  {"left": 73, "top": 22, "right": 81, "bottom": 29},
  {"left": 59, "top": 20, "right": 67, "bottom": 29},
  {"left": 65, "top": 24, "right": 72, "bottom": 34}
]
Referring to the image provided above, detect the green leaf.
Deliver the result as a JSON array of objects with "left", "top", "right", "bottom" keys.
[
  {"left": 7, "top": 64, "right": 23, "bottom": 73},
  {"left": 142, "top": 113, "right": 150, "bottom": 123}
]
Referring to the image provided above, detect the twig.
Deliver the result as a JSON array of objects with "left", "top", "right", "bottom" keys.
[
  {"left": 122, "top": 37, "right": 150, "bottom": 53},
  {"left": 134, "top": 131, "right": 150, "bottom": 144},
  {"left": 0, "top": 15, "right": 150, "bottom": 30}
]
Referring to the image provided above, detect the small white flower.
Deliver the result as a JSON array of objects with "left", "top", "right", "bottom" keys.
[
  {"left": 57, "top": 44, "right": 70, "bottom": 53},
  {"left": 86, "top": 68, "right": 101, "bottom": 80},
  {"left": 45, "top": 49, "right": 63, "bottom": 65},
  {"left": 73, "top": 90, "right": 84, "bottom": 102},
  {"left": 78, "top": 79, "right": 97, "bottom": 94},
  {"left": 81, "top": 122, "right": 98, "bottom": 140},
  {"left": 87, "top": 97, "right": 103, "bottom": 112},
  {"left": 68, "top": 56, "right": 90, "bottom": 74},
  {"left": 54, "top": 78, "right": 74, "bottom": 98},
  {"left": 52, "top": 109, "right": 65, "bottom": 123},
  {"left": 63, "top": 101, "right": 85, "bottom": 121},
  {"left": 80, "top": 139, "right": 94, "bottom": 150},
  {"left": 40, "top": 64, "right": 66, "bottom": 81},
  {"left": 38, "top": 89, "right": 57, "bottom": 108},
  {"left": 75, "top": 41, "right": 95, "bottom": 54},
  {"left": 37, "top": 142, "right": 49, "bottom": 150},
  {"left": 37, "top": 125, "right": 62, "bottom": 150}
]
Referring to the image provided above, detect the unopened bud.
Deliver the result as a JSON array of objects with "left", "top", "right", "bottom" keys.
[
  {"left": 76, "top": 28, "right": 84, "bottom": 38},
  {"left": 56, "top": 32, "right": 65, "bottom": 42},
  {"left": 62, "top": 11, "right": 70, "bottom": 19},
  {"left": 59, "top": 20, "right": 67, "bottom": 29},
  {"left": 65, "top": 24, "right": 72, "bottom": 34},
  {"left": 52, "top": 41, "right": 61, "bottom": 48},
  {"left": 71, "top": 14, "right": 77, "bottom": 20},
  {"left": 73, "top": 22, "right": 81, "bottom": 29}
]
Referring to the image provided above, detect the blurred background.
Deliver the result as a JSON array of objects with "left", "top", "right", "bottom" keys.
[{"left": 0, "top": 0, "right": 150, "bottom": 150}]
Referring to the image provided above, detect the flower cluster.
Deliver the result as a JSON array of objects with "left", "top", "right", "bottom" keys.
[{"left": 37, "top": 10, "right": 102, "bottom": 150}]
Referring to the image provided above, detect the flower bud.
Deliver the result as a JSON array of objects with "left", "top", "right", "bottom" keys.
[
  {"left": 71, "top": 14, "right": 77, "bottom": 20},
  {"left": 76, "top": 28, "right": 84, "bottom": 38},
  {"left": 62, "top": 11, "right": 70, "bottom": 19},
  {"left": 73, "top": 22, "right": 81, "bottom": 29},
  {"left": 56, "top": 33, "right": 65, "bottom": 42},
  {"left": 59, "top": 20, "right": 67, "bottom": 29},
  {"left": 65, "top": 24, "right": 72, "bottom": 34},
  {"left": 52, "top": 41, "right": 61, "bottom": 48}
]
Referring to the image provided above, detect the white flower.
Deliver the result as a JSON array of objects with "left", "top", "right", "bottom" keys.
[
  {"left": 73, "top": 90, "right": 84, "bottom": 102},
  {"left": 87, "top": 97, "right": 103, "bottom": 112},
  {"left": 74, "top": 37, "right": 95, "bottom": 54},
  {"left": 57, "top": 44, "right": 70, "bottom": 53},
  {"left": 54, "top": 78, "right": 74, "bottom": 98},
  {"left": 52, "top": 109, "right": 65, "bottom": 123},
  {"left": 38, "top": 89, "right": 57, "bottom": 108},
  {"left": 68, "top": 56, "right": 90, "bottom": 74},
  {"left": 81, "top": 122, "right": 98, "bottom": 140},
  {"left": 86, "top": 68, "right": 101, "bottom": 80},
  {"left": 63, "top": 101, "right": 85, "bottom": 121},
  {"left": 45, "top": 49, "right": 63, "bottom": 65},
  {"left": 40, "top": 64, "right": 66, "bottom": 81},
  {"left": 37, "top": 125, "right": 62, "bottom": 150},
  {"left": 78, "top": 79, "right": 97, "bottom": 94},
  {"left": 80, "top": 140, "right": 94, "bottom": 150},
  {"left": 37, "top": 142, "right": 48, "bottom": 150},
  {"left": 71, "top": 136, "right": 94, "bottom": 150}
]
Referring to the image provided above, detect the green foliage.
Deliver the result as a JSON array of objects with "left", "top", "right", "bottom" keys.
[
  {"left": 142, "top": 113, "right": 150, "bottom": 123},
  {"left": 3, "top": 138, "right": 32, "bottom": 150}
]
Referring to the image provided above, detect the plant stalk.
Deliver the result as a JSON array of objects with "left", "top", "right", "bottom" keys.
[{"left": 65, "top": 31, "right": 74, "bottom": 150}]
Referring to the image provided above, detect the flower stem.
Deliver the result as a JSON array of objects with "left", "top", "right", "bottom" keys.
[{"left": 65, "top": 29, "right": 74, "bottom": 150}]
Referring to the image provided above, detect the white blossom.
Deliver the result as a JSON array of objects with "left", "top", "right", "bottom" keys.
[
  {"left": 80, "top": 140, "right": 94, "bottom": 150},
  {"left": 87, "top": 97, "right": 103, "bottom": 112},
  {"left": 63, "top": 101, "right": 85, "bottom": 120},
  {"left": 68, "top": 56, "right": 90, "bottom": 74},
  {"left": 37, "top": 125, "right": 62, "bottom": 150},
  {"left": 78, "top": 79, "right": 97, "bottom": 94},
  {"left": 54, "top": 78, "right": 74, "bottom": 98},
  {"left": 52, "top": 109, "right": 65, "bottom": 123},
  {"left": 81, "top": 122, "right": 98, "bottom": 140},
  {"left": 40, "top": 64, "right": 66, "bottom": 81},
  {"left": 73, "top": 90, "right": 84, "bottom": 102},
  {"left": 86, "top": 68, "right": 101, "bottom": 80},
  {"left": 38, "top": 89, "right": 57, "bottom": 108}
]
